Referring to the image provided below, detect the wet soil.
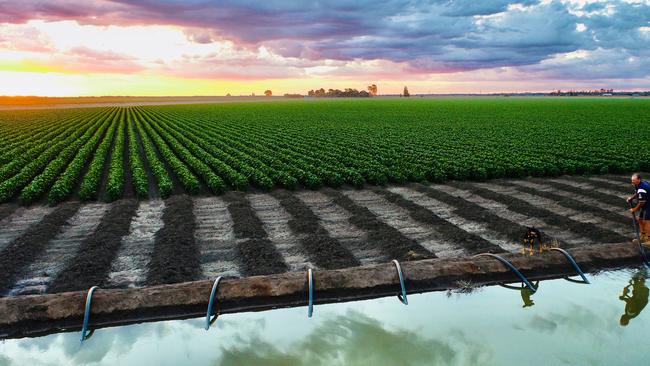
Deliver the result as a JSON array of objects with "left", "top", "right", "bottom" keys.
[
  {"left": 272, "top": 189, "right": 359, "bottom": 269},
  {"left": 0, "top": 204, "right": 18, "bottom": 222},
  {"left": 322, "top": 188, "right": 434, "bottom": 261},
  {"left": 0, "top": 203, "right": 80, "bottom": 294},
  {"left": 47, "top": 199, "right": 139, "bottom": 293},
  {"left": 373, "top": 187, "right": 503, "bottom": 254},
  {"left": 535, "top": 178, "right": 626, "bottom": 207},
  {"left": 572, "top": 176, "right": 629, "bottom": 194},
  {"left": 449, "top": 181, "right": 628, "bottom": 244},
  {"left": 146, "top": 195, "right": 201, "bottom": 285},
  {"left": 412, "top": 183, "right": 548, "bottom": 246},
  {"left": 500, "top": 179, "right": 629, "bottom": 226},
  {"left": 223, "top": 192, "right": 288, "bottom": 276}
]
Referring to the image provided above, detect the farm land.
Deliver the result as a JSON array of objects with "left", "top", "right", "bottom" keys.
[{"left": 0, "top": 97, "right": 648, "bottom": 296}]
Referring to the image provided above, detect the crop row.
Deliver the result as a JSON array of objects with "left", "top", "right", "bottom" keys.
[{"left": 0, "top": 98, "right": 649, "bottom": 205}]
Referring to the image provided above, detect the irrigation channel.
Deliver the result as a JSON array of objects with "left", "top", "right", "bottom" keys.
[
  {"left": 0, "top": 174, "right": 647, "bottom": 338},
  {"left": 1, "top": 267, "right": 649, "bottom": 365}
]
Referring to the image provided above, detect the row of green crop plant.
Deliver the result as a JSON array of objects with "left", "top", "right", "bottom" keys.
[
  {"left": 19, "top": 109, "right": 115, "bottom": 204},
  {"left": 153, "top": 102, "right": 650, "bottom": 186},
  {"left": 48, "top": 109, "right": 122, "bottom": 204},
  {"left": 3, "top": 99, "right": 650, "bottom": 205},
  {"left": 0, "top": 108, "right": 114, "bottom": 203},
  {"left": 0, "top": 109, "right": 68, "bottom": 150},
  {"left": 0, "top": 109, "right": 91, "bottom": 163},
  {"left": 0, "top": 109, "right": 103, "bottom": 180}
]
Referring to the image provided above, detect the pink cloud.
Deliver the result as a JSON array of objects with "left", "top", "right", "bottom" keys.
[{"left": 50, "top": 47, "right": 145, "bottom": 74}]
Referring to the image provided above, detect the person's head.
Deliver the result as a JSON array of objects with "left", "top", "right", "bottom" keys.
[
  {"left": 632, "top": 273, "right": 646, "bottom": 286},
  {"left": 631, "top": 173, "right": 642, "bottom": 186},
  {"left": 620, "top": 314, "right": 630, "bottom": 326}
]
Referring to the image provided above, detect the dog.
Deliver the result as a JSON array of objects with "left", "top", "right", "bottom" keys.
[{"left": 522, "top": 227, "right": 543, "bottom": 254}]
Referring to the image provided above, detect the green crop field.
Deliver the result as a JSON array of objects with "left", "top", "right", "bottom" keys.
[{"left": 0, "top": 98, "right": 649, "bottom": 205}]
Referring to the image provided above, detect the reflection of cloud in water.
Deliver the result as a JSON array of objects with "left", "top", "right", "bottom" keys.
[
  {"left": 525, "top": 303, "right": 622, "bottom": 336},
  {"left": 213, "top": 310, "right": 493, "bottom": 366},
  {"left": 14, "top": 321, "right": 163, "bottom": 365},
  {"left": 0, "top": 355, "right": 13, "bottom": 366},
  {"left": 528, "top": 316, "right": 558, "bottom": 333}
]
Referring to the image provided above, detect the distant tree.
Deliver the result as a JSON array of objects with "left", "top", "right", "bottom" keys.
[
  {"left": 226, "top": 93, "right": 231, "bottom": 97},
  {"left": 305, "top": 87, "right": 370, "bottom": 98},
  {"left": 403, "top": 86, "right": 410, "bottom": 97},
  {"left": 283, "top": 93, "right": 303, "bottom": 98},
  {"left": 367, "top": 84, "right": 378, "bottom": 96},
  {"left": 264, "top": 90, "right": 272, "bottom": 96},
  {"left": 251, "top": 92, "right": 255, "bottom": 96}
]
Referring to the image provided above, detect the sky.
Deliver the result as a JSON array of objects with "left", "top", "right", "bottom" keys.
[{"left": 0, "top": 0, "right": 649, "bottom": 96}]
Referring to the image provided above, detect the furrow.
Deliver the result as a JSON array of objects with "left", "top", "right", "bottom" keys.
[
  {"left": 431, "top": 183, "right": 586, "bottom": 246},
  {"left": 0, "top": 204, "right": 18, "bottom": 223},
  {"left": 295, "top": 191, "right": 386, "bottom": 265},
  {"left": 453, "top": 181, "right": 628, "bottom": 244},
  {"left": 595, "top": 175, "right": 634, "bottom": 189},
  {"left": 570, "top": 176, "right": 631, "bottom": 196},
  {"left": 478, "top": 182, "right": 629, "bottom": 237},
  {"left": 193, "top": 197, "right": 241, "bottom": 279},
  {"left": 224, "top": 192, "right": 288, "bottom": 276},
  {"left": 323, "top": 188, "right": 434, "bottom": 261},
  {"left": 0, "top": 206, "right": 54, "bottom": 252},
  {"left": 146, "top": 195, "right": 201, "bottom": 286},
  {"left": 0, "top": 203, "right": 80, "bottom": 296},
  {"left": 549, "top": 178, "right": 628, "bottom": 201},
  {"left": 342, "top": 190, "right": 463, "bottom": 257},
  {"left": 410, "top": 183, "right": 544, "bottom": 248},
  {"left": 48, "top": 200, "right": 140, "bottom": 293},
  {"left": 272, "top": 190, "right": 360, "bottom": 269},
  {"left": 107, "top": 200, "right": 165, "bottom": 288},
  {"left": 8, "top": 203, "right": 108, "bottom": 296},
  {"left": 386, "top": 186, "right": 519, "bottom": 252},
  {"left": 248, "top": 193, "right": 314, "bottom": 271},
  {"left": 509, "top": 180, "right": 629, "bottom": 220}
]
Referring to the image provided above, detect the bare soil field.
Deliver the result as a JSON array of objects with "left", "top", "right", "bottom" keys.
[{"left": 0, "top": 174, "right": 636, "bottom": 298}]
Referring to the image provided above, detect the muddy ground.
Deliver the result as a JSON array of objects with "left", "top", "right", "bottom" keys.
[{"left": 0, "top": 174, "right": 639, "bottom": 297}]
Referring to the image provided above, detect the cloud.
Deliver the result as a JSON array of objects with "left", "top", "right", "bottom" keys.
[{"left": 1, "top": 0, "right": 649, "bottom": 85}]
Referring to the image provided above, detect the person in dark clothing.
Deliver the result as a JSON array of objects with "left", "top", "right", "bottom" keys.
[{"left": 628, "top": 173, "right": 650, "bottom": 243}]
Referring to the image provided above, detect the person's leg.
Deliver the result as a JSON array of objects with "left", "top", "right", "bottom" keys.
[{"left": 641, "top": 219, "right": 650, "bottom": 242}]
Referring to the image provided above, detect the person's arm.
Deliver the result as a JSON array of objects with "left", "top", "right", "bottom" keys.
[
  {"left": 630, "top": 188, "right": 646, "bottom": 213},
  {"left": 630, "top": 201, "right": 645, "bottom": 213}
]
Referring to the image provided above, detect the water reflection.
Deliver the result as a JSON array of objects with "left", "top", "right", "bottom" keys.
[
  {"left": 521, "top": 282, "right": 539, "bottom": 308},
  {"left": 499, "top": 282, "right": 539, "bottom": 308},
  {"left": 619, "top": 269, "right": 649, "bottom": 326},
  {"left": 213, "top": 310, "right": 491, "bottom": 366},
  {"left": 2, "top": 268, "right": 650, "bottom": 366}
]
